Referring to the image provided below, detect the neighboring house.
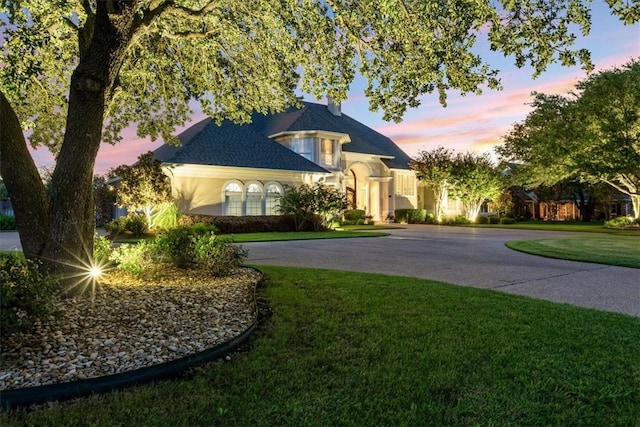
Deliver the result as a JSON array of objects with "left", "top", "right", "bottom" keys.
[{"left": 152, "top": 100, "right": 425, "bottom": 222}]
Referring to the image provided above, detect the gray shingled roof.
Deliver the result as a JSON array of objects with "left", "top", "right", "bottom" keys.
[{"left": 153, "top": 101, "right": 412, "bottom": 171}]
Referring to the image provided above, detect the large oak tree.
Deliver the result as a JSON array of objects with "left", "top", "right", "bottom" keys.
[
  {"left": 498, "top": 60, "right": 640, "bottom": 219},
  {"left": 1, "top": 1, "right": 637, "bottom": 281}
]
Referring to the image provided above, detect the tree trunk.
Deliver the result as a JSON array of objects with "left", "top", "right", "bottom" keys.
[
  {"left": 41, "top": 3, "right": 136, "bottom": 282},
  {"left": 1, "top": 3, "right": 139, "bottom": 291},
  {"left": 0, "top": 92, "right": 50, "bottom": 259}
]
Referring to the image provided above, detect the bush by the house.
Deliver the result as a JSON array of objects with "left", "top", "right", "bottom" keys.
[
  {"left": 154, "top": 225, "right": 200, "bottom": 268},
  {"left": 394, "top": 209, "right": 427, "bottom": 224},
  {"left": 105, "top": 213, "right": 149, "bottom": 237},
  {"left": 121, "top": 213, "right": 148, "bottom": 237},
  {"left": 193, "top": 234, "right": 248, "bottom": 277},
  {"left": 604, "top": 216, "right": 640, "bottom": 229},
  {"left": 0, "top": 213, "right": 16, "bottom": 230},
  {"left": 179, "top": 214, "right": 298, "bottom": 233},
  {"left": 344, "top": 209, "right": 366, "bottom": 222},
  {"left": 444, "top": 215, "right": 471, "bottom": 225},
  {"left": 0, "top": 254, "right": 60, "bottom": 335},
  {"left": 499, "top": 217, "right": 517, "bottom": 224},
  {"left": 477, "top": 215, "right": 501, "bottom": 224}
]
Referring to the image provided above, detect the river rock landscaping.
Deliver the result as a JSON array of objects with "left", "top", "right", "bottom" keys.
[{"left": 0, "top": 266, "right": 261, "bottom": 391}]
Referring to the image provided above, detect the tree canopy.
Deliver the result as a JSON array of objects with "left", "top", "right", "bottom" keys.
[
  {"left": 449, "top": 152, "right": 504, "bottom": 222},
  {"left": 410, "top": 146, "right": 456, "bottom": 222},
  {"left": 1, "top": 0, "right": 638, "bottom": 278},
  {"left": 498, "top": 60, "right": 640, "bottom": 218}
]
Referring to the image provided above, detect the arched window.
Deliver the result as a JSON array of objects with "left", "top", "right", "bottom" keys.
[
  {"left": 246, "top": 182, "right": 263, "bottom": 216},
  {"left": 224, "top": 182, "right": 243, "bottom": 216},
  {"left": 265, "top": 182, "right": 283, "bottom": 215}
]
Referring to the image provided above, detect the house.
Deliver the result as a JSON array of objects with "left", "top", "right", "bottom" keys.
[{"left": 152, "top": 100, "right": 426, "bottom": 222}]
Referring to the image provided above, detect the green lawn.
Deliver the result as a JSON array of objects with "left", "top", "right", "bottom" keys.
[
  {"left": 507, "top": 235, "right": 640, "bottom": 268},
  {"left": 3, "top": 267, "right": 639, "bottom": 426},
  {"left": 472, "top": 220, "right": 637, "bottom": 234}
]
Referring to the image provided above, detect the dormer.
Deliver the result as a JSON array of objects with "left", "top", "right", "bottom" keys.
[{"left": 270, "top": 131, "right": 351, "bottom": 170}]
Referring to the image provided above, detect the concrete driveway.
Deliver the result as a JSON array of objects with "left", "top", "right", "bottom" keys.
[
  {"left": 2, "top": 226, "right": 638, "bottom": 316},
  {"left": 243, "top": 225, "right": 640, "bottom": 317}
]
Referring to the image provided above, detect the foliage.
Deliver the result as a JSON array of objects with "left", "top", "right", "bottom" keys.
[
  {"left": 93, "top": 234, "right": 114, "bottom": 265},
  {"left": 343, "top": 209, "right": 366, "bottom": 221},
  {"left": 151, "top": 202, "right": 180, "bottom": 231},
  {"left": 153, "top": 226, "right": 201, "bottom": 268},
  {"left": 179, "top": 214, "right": 298, "bottom": 233},
  {"left": 410, "top": 147, "right": 456, "bottom": 222},
  {"left": 394, "top": 209, "right": 428, "bottom": 224},
  {"left": 0, "top": 253, "right": 60, "bottom": 335},
  {"left": 445, "top": 215, "right": 472, "bottom": 225},
  {"left": 449, "top": 152, "right": 505, "bottom": 222},
  {"left": 604, "top": 216, "right": 640, "bottom": 229},
  {"left": 121, "top": 214, "right": 149, "bottom": 238},
  {"left": 498, "top": 60, "right": 640, "bottom": 219},
  {"left": 0, "top": 179, "right": 8, "bottom": 198},
  {"left": 105, "top": 214, "right": 149, "bottom": 237},
  {"left": 193, "top": 234, "right": 248, "bottom": 277},
  {"left": 0, "top": 213, "right": 17, "bottom": 230},
  {"left": 279, "top": 183, "right": 347, "bottom": 231},
  {"left": 111, "top": 152, "right": 172, "bottom": 230},
  {"left": 499, "top": 217, "right": 517, "bottom": 224},
  {"left": 93, "top": 175, "right": 116, "bottom": 227},
  {"left": 109, "top": 241, "right": 157, "bottom": 276},
  {"left": 152, "top": 224, "right": 246, "bottom": 275}
]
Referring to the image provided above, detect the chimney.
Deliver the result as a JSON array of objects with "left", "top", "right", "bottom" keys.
[{"left": 327, "top": 96, "right": 341, "bottom": 116}]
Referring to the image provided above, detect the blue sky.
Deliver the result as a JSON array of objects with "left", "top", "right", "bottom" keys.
[{"left": 29, "top": 4, "right": 639, "bottom": 174}]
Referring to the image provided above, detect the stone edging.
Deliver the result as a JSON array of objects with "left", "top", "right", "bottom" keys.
[{"left": 0, "top": 270, "right": 264, "bottom": 409}]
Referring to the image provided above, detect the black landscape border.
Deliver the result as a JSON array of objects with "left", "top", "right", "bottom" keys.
[{"left": 1, "top": 269, "right": 263, "bottom": 409}]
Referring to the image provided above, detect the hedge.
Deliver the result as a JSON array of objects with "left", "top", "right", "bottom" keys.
[
  {"left": 179, "top": 214, "right": 303, "bottom": 233},
  {"left": 394, "top": 209, "right": 427, "bottom": 224}
]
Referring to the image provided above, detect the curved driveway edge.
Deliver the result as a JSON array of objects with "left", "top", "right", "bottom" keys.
[{"left": 244, "top": 225, "right": 640, "bottom": 317}]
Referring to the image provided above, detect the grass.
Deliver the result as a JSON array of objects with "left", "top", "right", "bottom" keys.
[
  {"left": 471, "top": 220, "right": 637, "bottom": 234},
  {"left": 507, "top": 235, "right": 640, "bottom": 268},
  {"left": 3, "top": 266, "right": 639, "bottom": 426}
]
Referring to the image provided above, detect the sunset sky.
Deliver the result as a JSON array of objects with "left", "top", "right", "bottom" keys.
[{"left": 28, "top": 4, "right": 639, "bottom": 175}]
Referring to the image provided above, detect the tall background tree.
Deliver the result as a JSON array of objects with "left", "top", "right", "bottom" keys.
[
  {"left": 410, "top": 147, "right": 456, "bottom": 222},
  {"left": 449, "top": 152, "right": 504, "bottom": 222},
  {"left": 1, "top": 1, "right": 638, "bottom": 280},
  {"left": 498, "top": 60, "right": 640, "bottom": 219}
]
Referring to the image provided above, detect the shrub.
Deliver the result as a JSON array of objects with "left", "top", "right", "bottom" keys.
[
  {"left": 109, "top": 241, "right": 156, "bottom": 276},
  {"left": 394, "top": 209, "right": 427, "bottom": 224},
  {"left": 105, "top": 218, "right": 124, "bottom": 235},
  {"left": 121, "top": 213, "right": 148, "bottom": 237},
  {"left": 154, "top": 226, "right": 198, "bottom": 268},
  {"left": 193, "top": 234, "right": 248, "bottom": 277},
  {"left": 445, "top": 215, "right": 471, "bottom": 225},
  {"left": 179, "top": 214, "right": 298, "bottom": 233},
  {"left": 93, "top": 234, "right": 114, "bottom": 264},
  {"left": 476, "top": 215, "right": 490, "bottom": 224},
  {"left": 499, "top": 217, "right": 517, "bottom": 224},
  {"left": 344, "top": 209, "right": 366, "bottom": 221},
  {"left": 604, "top": 216, "right": 640, "bottom": 229},
  {"left": 0, "top": 254, "right": 60, "bottom": 335},
  {"left": 0, "top": 214, "right": 16, "bottom": 230},
  {"left": 489, "top": 216, "right": 501, "bottom": 224},
  {"left": 152, "top": 202, "right": 181, "bottom": 230}
]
